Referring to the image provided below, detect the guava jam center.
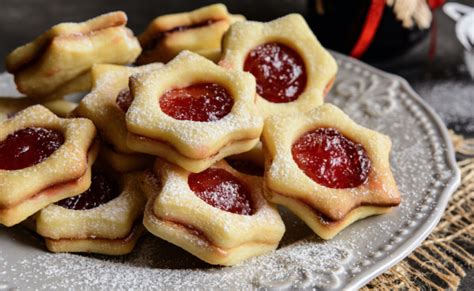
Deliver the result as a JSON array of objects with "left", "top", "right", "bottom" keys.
[
  {"left": 244, "top": 42, "right": 307, "bottom": 103},
  {"left": 56, "top": 167, "right": 119, "bottom": 210},
  {"left": 116, "top": 88, "right": 133, "bottom": 113},
  {"left": 159, "top": 83, "right": 233, "bottom": 122},
  {"left": 188, "top": 168, "right": 253, "bottom": 215},
  {"left": 291, "top": 128, "right": 371, "bottom": 189},
  {"left": 0, "top": 127, "right": 64, "bottom": 170}
]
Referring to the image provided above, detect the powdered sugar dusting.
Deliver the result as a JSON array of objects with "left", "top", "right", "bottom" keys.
[
  {"left": 152, "top": 161, "right": 284, "bottom": 243},
  {"left": 2, "top": 227, "right": 354, "bottom": 290},
  {"left": 188, "top": 168, "right": 253, "bottom": 215},
  {"left": 0, "top": 53, "right": 458, "bottom": 289}
]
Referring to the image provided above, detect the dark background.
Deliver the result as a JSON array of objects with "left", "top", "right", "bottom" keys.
[
  {"left": 0, "top": 0, "right": 472, "bottom": 137},
  {"left": 0, "top": 0, "right": 472, "bottom": 288}
]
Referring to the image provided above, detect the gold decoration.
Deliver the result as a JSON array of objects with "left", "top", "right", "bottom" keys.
[{"left": 387, "top": 0, "right": 433, "bottom": 29}]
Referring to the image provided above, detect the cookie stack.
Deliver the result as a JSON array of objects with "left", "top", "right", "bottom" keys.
[{"left": 0, "top": 4, "right": 400, "bottom": 266}]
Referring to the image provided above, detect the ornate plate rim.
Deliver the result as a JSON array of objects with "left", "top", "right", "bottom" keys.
[{"left": 331, "top": 52, "right": 462, "bottom": 290}]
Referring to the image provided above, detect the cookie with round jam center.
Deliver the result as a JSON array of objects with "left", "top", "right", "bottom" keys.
[
  {"left": 0, "top": 127, "right": 64, "bottom": 170},
  {"left": 244, "top": 42, "right": 307, "bottom": 103},
  {"left": 291, "top": 128, "right": 371, "bottom": 188},
  {"left": 159, "top": 83, "right": 233, "bottom": 122},
  {"left": 188, "top": 168, "right": 253, "bottom": 215}
]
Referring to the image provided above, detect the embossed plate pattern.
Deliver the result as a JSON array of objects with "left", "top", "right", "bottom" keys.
[{"left": 0, "top": 53, "right": 460, "bottom": 290}]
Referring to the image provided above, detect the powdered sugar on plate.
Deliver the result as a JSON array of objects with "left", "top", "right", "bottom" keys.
[{"left": 0, "top": 53, "right": 459, "bottom": 290}]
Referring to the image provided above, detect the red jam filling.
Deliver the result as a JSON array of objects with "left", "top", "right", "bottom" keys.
[
  {"left": 56, "top": 167, "right": 119, "bottom": 210},
  {"left": 0, "top": 127, "right": 64, "bottom": 170},
  {"left": 159, "top": 83, "right": 233, "bottom": 122},
  {"left": 225, "top": 159, "right": 264, "bottom": 177},
  {"left": 188, "top": 168, "right": 254, "bottom": 215},
  {"left": 291, "top": 128, "right": 371, "bottom": 189},
  {"left": 116, "top": 88, "right": 133, "bottom": 113},
  {"left": 244, "top": 42, "right": 307, "bottom": 103}
]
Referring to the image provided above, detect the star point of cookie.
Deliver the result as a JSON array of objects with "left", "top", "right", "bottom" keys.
[
  {"left": 220, "top": 14, "right": 337, "bottom": 118},
  {"left": 0, "top": 105, "right": 98, "bottom": 226},
  {"left": 5, "top": 11, "right": 142, "bottom": 99},
  {"left": 126, "top": 51, "right": 264, "bottom": 173},
  {"left": 75, "top": 63, "right": 163, "bottom": 172},
  {"left": 142, "top": 159, "right": 285, "bottom": 265},
  {"left": 263, "top": 103, "right": 400, "bottom": 239}
]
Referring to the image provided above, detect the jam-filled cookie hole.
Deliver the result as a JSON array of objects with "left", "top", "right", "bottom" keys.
[
  {"left": 159, "top": 82, "right": 234, "bottom": 122},
  {"left": 244, "top": 42, "right": 307, "bottom": 104},
  {"left": 188, "top": 168, "right": 254, "bottom": 215},
  {"left": 291, "top": 128, "right": 371, "bottom": 189},
  {"left": 0, "top": 127, "right": 64, "bottom": 170},
  {"left": 116, "top": 89, "right": 133, "bottom": 113},
  {"left": 56, "top": 166, "right": 120, "bottom": 210}
]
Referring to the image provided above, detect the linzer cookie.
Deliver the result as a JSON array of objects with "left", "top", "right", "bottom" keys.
[
  {"left": 36, "top": 168, "right": 146, "bottom": 255},
  {"left": 5, "top": 11, "right": 141, "bottom": 99},
  {"left": 126, "top": 51, "right": 263, "bottom": 173},
  {"left": 262, "top": 104, "right": 400, "bottom": 239},
  {"left": 137, "top": 4, "right": 244, "bottom": 64},
  {"left": 0, "top": 105, "right": 98, "bottom": 226},
  {"left": 75, "top": 63, "right": 163, "bottom": 173},
  {"left": 220, "top": 14, "right": 337, "bottom": 118},
  {"left": 143, "top": 159, "right": 285, "bottom": 266}
]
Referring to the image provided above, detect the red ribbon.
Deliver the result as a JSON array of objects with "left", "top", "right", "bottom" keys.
[
  {"left": 428, "top": 0, "right": 445, "bottom": 9},
  {"left": 350, "top": 0, "right": 385, "bottom": 58},
  {"left": 350, "top": 0, "right": 446, "bottom": 59}
]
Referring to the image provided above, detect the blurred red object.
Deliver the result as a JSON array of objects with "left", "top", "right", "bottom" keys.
[{"left": 307, "top": 0, "right": 445, "bottom": 61}]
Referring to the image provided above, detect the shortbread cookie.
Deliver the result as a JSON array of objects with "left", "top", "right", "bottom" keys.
[
  {"left": 126, "top": 51, "right": 263, "bottom": 173},
  {"left": 36, "top": 169, "right": 146, "bottom": 255},
  {"left": 0, "top": 105, "right": 98, "bottom": 226},
  {"left": 0, "top": 97, "right": 77, "bottom": 121},
  {"left": 137, "top": 4, "right": 244, "bottom": 64},
  {"left": 220, "top": 14, "right": 337, "bottom": 118},
  {"left": 263, "top": 104, "right": 400, "bottom": 239},
  {"left": 143, "top": 160, "right": 285, "bottom": 265},
  {"left": 75, "top": 63, "right": 163, "bottom": 172},
  {"left": 5, "top": 11, "right": 141, "bottom": 99}
]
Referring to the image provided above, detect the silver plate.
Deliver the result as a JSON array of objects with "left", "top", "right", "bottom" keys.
[{"left": 0, "top": 53, "right": 461, "bottom": 290}]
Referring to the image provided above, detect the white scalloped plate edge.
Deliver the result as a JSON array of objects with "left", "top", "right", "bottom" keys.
[{"left": 333, "top": 52, "right": 461, "bottom": 290}]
